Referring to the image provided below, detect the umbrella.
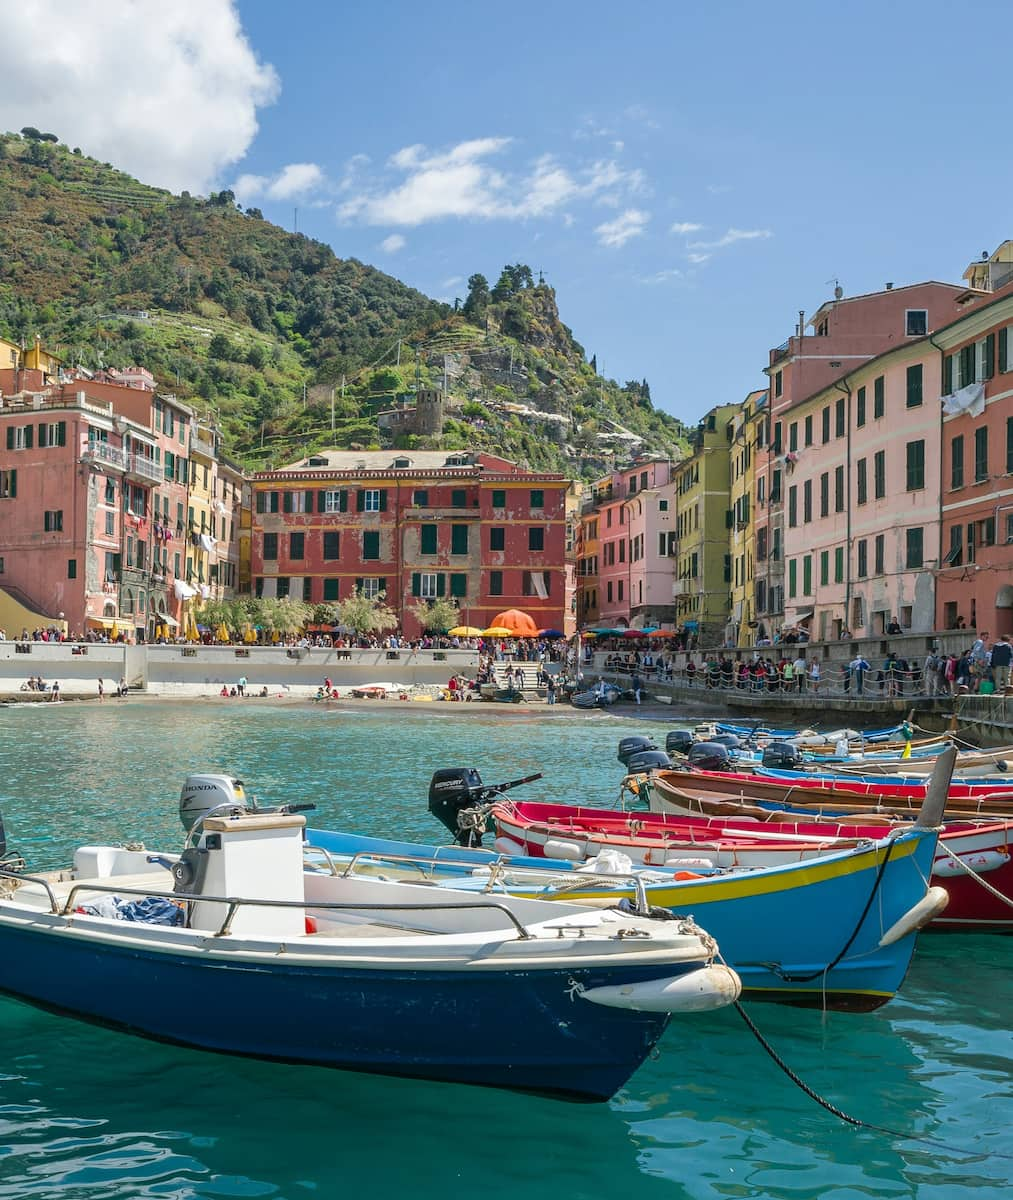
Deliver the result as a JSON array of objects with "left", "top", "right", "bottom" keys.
[
  {"left": 648, "top": 629, "right": 673, "bottom": 638},
  {"left": 448, "top": 625, "right": 484, "bottom": 637},
  {"left": 483, "top": 627, "right": 514, "bottom": 637},
  {"left": 621, "top": 629, "right": 646, "bottom": 638},
  {"left": 537, "top": 628, "right": 564, "bottom": 637},
  {"left": 581, "top": 631, "right": 598, "bottom": 638},
  {"left": 490, "top": 609, "right": 539, "bottom": 636}
]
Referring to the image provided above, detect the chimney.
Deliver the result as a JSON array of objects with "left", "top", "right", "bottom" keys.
[{"left": 885, "top": 282, "right": 893, "bottom": 290}]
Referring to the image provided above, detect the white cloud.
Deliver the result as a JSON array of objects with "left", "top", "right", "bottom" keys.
[
  {"left": 670, "top": 221, "right": 703, "bottom": 235},
  {"left": 638, "top": 268, "right": 683, "bottom": 284},
  {"left": 595, "top": 209, "right": 649, "bottom": 248},
  {"left": 235, "top": 162, "right": 326, "bottom": 203},
  {"left": 0, "top": 0, "right": 278, "bottom": 193},
  {"left": 380, "top": 234, "right": 406, "bottom": 253},
  {"left": 442, "top": 276, "right": 464, "bottom": 289},
  {"left": 688, "top": 227, "right": 772, "bottom": 250},
  {"left": 687, "top": 252, "right": 711, "bottom": 265},
  {"left": 338, "top": 138, "right": 648, "bottom": 228}
]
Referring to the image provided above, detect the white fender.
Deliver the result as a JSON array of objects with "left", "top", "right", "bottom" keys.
[
  {"left": 878, "top": 886, "right": 949, "bottom": 946},
  {"left": 543, "top": 838, "right": 584, "bottom": 862},
  {"left": 581, "top": 963, "right": 741, "bottom": 1013},
  {"left": 493, "top": 836, "right": 526, "bottom": 857},
  {"left": 663, "top": 856, "right": 715, "bottom": 870},
  {"left": 932, "top": 849, "right": 1008, "bottom": 877}
]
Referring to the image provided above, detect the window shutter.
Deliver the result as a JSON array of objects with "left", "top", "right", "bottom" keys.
[
  {"left": 436, "top": 573, "right": 446, "bottom": 596},
  {"left": 340, "top": 490, "right": 348, "bottom": 512},
  {"left": 378, "top": 578, "right": 387, "bottom": 596},
  {"left": 24, "top": 425, "right": 32, "bottom": 449},
  {"left": 283, "top": 491, "right": 293, "bottom": 513},
  {"left": 38, "top": 423, "right": 46, "bottom": 448},
  {"left": 5, "top": 428, "right": 12, "bottom": 450},
  {"left": 317, "top": 489, "right": 326, "bottom": 513},
  {"left": 356, "top": 489, "right": 365, "bottom": 512},
  {"left": 1000, "top": 329, "right": 1009, "bottom": 374},
  {"left": 985, "top": 333, "right": 996, "bottom": 380},
  {"left": 355, "top": 577, "right": 363, "bottom": 593},
  {"left": 943, "top": 354, "right": 953, "bottom": 394},
  {"left": 412, "top": 572, "right": 421, "bottom": 597},
  {"left": 379, "top": 489, "right": 387, "bottom": 512},
  {"left": 256, "top": 492, "right": 265, "bottom": 513},
  {"left": 58, "top": 421, "right": 66, "bottom": 447},
  {"left": 9, "top": 469, "right": 15, "bottom": 498}
]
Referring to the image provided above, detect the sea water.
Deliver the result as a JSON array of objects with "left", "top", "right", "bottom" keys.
[{"left": 0, "top": 701, "right": 1009, "bottom": 1200}]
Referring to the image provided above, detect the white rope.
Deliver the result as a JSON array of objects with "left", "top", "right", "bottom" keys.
[{"left": 937, "top": 845, "right": 1013, "bottom": 909}]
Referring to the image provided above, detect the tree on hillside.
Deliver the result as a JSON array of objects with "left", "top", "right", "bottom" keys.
[{"left": 462, "top": 273, "right": 489, "bottom": 325}]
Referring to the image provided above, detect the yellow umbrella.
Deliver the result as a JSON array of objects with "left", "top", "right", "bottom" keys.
[
  {"left": 217, "top": 623, "right": 230, "bottom": 642},
  {"left": 448, "top": 625, "right": 484, "bottom": 637},
  {"left": 483, "top": 626, "right": 514, "bottom": 637}
]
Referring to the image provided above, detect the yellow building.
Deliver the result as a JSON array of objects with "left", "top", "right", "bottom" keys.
[
  {"left": 184, "top": 420, "right": 220, "bottom": 634},
  {"left": 727, "top": 389, "right": 767, "bottom": 646},
  {"left": 22, "top": 335, "right": 62, "bottom": 378}
]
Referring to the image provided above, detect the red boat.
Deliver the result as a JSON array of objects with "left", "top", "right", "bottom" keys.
[{"left": 490, "top": 799, "right": 1013, "bottom": 931}]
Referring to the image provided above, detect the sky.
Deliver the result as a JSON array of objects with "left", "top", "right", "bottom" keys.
[{"left": 2, "top": 0, "right": 1012, "bottom": 424}]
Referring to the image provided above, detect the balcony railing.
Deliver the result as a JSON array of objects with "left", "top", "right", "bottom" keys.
[
  {"left": 127, "top": 454, "right": 162, "bottom": 484},
  {"left": 190, "top": 434, "right": 216, "bottom": 460},
  {"left": 82, "top": 442, "right": 126, "bottom": 471},
  {"left": 770, "top": 339, "right": 791, "bottom": 365}
]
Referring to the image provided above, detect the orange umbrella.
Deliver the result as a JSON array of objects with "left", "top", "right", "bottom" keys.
[
  {"left": 648, "top": 629, "right": 673, "bottom": 638},
  {"left": 490, "top": 609, "right": 539, "bottom": 637}
]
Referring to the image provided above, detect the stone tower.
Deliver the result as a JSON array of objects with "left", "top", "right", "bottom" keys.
[{"left": 414, "top": 387, "right": 445, "bottom": 436}]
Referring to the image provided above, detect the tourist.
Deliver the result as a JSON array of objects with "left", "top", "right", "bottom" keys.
[
  {"left": 887, "top": 616, "right": 902, "bottom": 635},
  {"left": 546, "top": 674, "right": 557, "bottom": 705},
  {"left": 631, "top": 672, "right": 644, "bottom": 705},
  {"left": 49, "top": 681, "right": 61, "bottom": 702},
  {"left": 117, "top": 677, "right": 128, "bottom": 699},
  {"left": 969, "top": 632, "right": 989, "bottom": 692},
  {"left": 849, "top": 653, "right": 871, "bottom": 696},
  {"left": 923, "top": 650, "right": 939, "bottom": 695},
  {"left": 220, "top": 685, "right": 230, "bottom": 697},
  {"left": 990, "top": 635, "right": 1012, "bottom": 693},
  {"left": 954, "top": 650, "right": 972, "bottom": 693},
  {"left": 97, "top": 678, "right": 104, "bottom": 702},
  {"left": 237, "top": 675, "right": 247, "bottom": 697},
  {"left": 793, "top": 653, "right": 807, "bottom": 692},
  {"left": 808, "top": 658, "right": 821, "bottom": 694}
]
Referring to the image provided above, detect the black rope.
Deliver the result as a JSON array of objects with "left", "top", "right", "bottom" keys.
[{"left": 732, "top": 999, "right": 1011, "bottom": 1160}]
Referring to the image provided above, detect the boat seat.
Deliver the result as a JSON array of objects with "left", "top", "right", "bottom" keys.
[{"left": 13, "top": 870, "right": 178, "bottom": 911}]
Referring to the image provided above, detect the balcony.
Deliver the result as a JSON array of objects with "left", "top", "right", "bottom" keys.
[
  {"left": 770, "top": 339, "right": 791, "bottom": 366},
  {"left": 81, "top": 442, "right": 126, "bottom": 472},
  {"left": 190, "top": 434, "right": 216, "bottom": 460},
  {"left": 126, "top": 453, "right": 162, "bottom": 485}
]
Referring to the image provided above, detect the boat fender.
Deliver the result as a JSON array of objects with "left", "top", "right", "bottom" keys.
[
  {"left": 663, "top": 856, "right": 715, "bottom": 870},
  {"left": 932, "top": 849, "right": 1008, "bottom": 877},
  {"left": 878, "top": 886, "right": 949, "bottom": 946},
  {"left": 580, "top": 963, "right": 742, "bottom": 1013},
  {"left": 543, "top": 838, "right": 584, "bottom": 861},
  {"left": 493, "top": 836, "right": 526, "bottom": 857}
]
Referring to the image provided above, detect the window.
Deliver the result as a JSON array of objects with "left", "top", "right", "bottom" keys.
[
  {"left": 821, "top": 406, "right": 831, "bottom": 443},
  {"left": 263, "top": 532, "right": 277, "bottom": 561},
  {"left": 658, "top": 498, "right": 669, "bottom": 511},
  {"left": 803, "top": 479, "right": 812, "bottom": 523},
  {"left": 906, "top": 364, "right": 923, "bottom": 408},
  {"left": 105, "top": 479, "right": 116, "bottom": 505},
  {"left": 522, "top": 570, "right": 550, "bottom": 597},
  {"left": 857, "top": 458, "right": 868, "bottom": 505},
  {"left": 978, "top": 334, "right": 996, "bottom": 381},
  {"left": 530, "top": 489, "right": 544, "bottom": 509},
  {"left": 289, "top": 532, "right": 304, "bottom": 560},
  {"left": 857, "top": 539, "right": 868, "bottom": 577},
  {"left": 6, "top": 424, "right": 33, "bottom": 450},
  {"left": 789, "top": 422, "right": 798, "bottom": 452},
  {"left": 856, "top": 386, "right": 866, "bottom": 427},
  {"left": 323, "top": 579, "right": 339, "bottom": 601},
  {"left": 104, "top": 511, "right": 115, "bottom": 536},
  {"left": 275, "top": 577, "right": 290, "bottom": 599},
  {"left": 412, "top": 572, "right": 442, "bottom": 599},
  {"left": 38, "top": 421, "right": 66, "bottom": 448},
  {"left": 606, "top": 580, "right": 614, "bottom": 604},
  {"left": 799, "top": 414, "right": 811, "bottom": 447},
  {"left": 451, "top": 489, "right": 467, "bottom": 508},
  {"left": 771, "top": 469, "right": 782, "bottom": 502},
  {"left": 819, "top": 472, "right": 829, "bottom": 518},
  {"left": 451, "top": 524, "right": 469, "bottom": 555},
  {"left": 67, "top": 558, "right": 77, "bottom": 579},
  {"left": 773, "top": 422, "right": 783, "bottom": 454},
  {"left": 975, "top": 427, "right": 989, "bottom": 481},
  {"left": 491, "top": 489, "right": 506, "bottom": 508},
  {"left": 906, "top": 440, "right": 925, "bottom": 491},
  {"left": 0, "top": 469, "right": 15, "bottom": 499},
  {"left": 774, "top": 369, "right": 782, "bottom": 397},
  {"left": 874, "top": 375, "right": 885, "bottom": 418},
  {"left": 528, "top": 527, "right": 544, "bottom": 551},
  {"left": 360, "top": 577, "right": 384, "bottom": 599},
  {"left": 945, "top": 524, "right": 963, "bottom": 566},
  {"left": 489, "top": 570, "right": 503, "bottom": 596},
  {"left": 835, "top": 397, "right": 845, "bottom": 437},
  {"left": 906, "top": 309, "right": 928, "bottom": 336},
  {"left": 834, "top": 546, "right": 844, "bottom": 583},
  {"left": 951, "top": 435, "right": 965, "bottom": 489},
  {"left": 834, "top": 465, "right": 845, "bottom": 511},
  {"left": 788, "top": 559, "right": 797, "bottom": 598},
  {"left": 413, "top": 489, "right": 429, "bottom": 507},
  {"left": 875, "top": 534, "right": 885, "bottom": 575},
  {"left": 323, "top": 531, "right": 340, "bottom": 560},
  {"left": 819, "top": 550, "right": 829, "bottom": 586},
  {"left": 322, "top": 490, "right": 347, "bottom": 513},
  {"left": 420, "top": 524, "right": 437, "bottom": 554},
  {"left": 906, "top": 527, "right": 924, "bottom": 569},
  {"left": 44, "top": 510, "right": 63, "bottom": 532},
  {"left": 874, "top": 450, "right": 886, "bottom": 499},
  {"left": 359, "top": 488, "right": 385, "bottom": 513},
  {"left": 1007, "top": 416, "right": 1013, "bottom": 473},
  {"left": 362, "top": 531, "right": 380, "bottom": 560},
  {"left": 788, "top": 485, "right": 797, "bottom": 527}
]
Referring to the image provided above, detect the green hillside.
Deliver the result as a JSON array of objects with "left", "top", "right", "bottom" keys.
[{"left": 0, "top": 130, "right": 689, "bottom": 475}]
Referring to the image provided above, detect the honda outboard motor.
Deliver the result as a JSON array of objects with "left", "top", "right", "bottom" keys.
[
  {"left": 617, "top": 736, "right": 657, "bottom": 766},
  {"left": 665, "top": 730, "right": 694, "bottom": 756},
  {"left": 761, "top": 741, "right": 803, "bottom": 770},
  {"left": 687, "top": 742, "right": 733, "bottom": 772},
  {"left": 180, "top": 775, "right": 248, "bottom": 832},
  {"left": 624, "top": 749, "right": 673, "bottom": 774}
]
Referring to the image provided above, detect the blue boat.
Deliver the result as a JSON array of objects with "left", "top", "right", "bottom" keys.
[{"left": 0, "top": 806, "right": 739, "bottom": 1101}]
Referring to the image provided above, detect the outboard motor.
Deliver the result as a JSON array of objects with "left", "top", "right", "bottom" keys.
[
  {"left": 428, "top": 768, "right": 544, "bottom": 846},
  {"left": 665, "top": 730, "right": 694, "bottom": 756},
  {"left": 624, "top": 749, "right": 673, "bottom": 774},
  {"left": 180, "top": 775, "right": 248, "bottom": 832},
  {"left": 0, "top": 812, "right": 6, "bottom": 861},
  {"left": 713, "top": 733, "right": 742, "bottom": 750},
  {"left": 761, "top": 741, "right": 803, "bottom": 770},
  {"left": 617, "top": 735, "right": 657, "bottom": 766},
  {"left": 686, "top": 742, "right": 733, "bottom": 772}
]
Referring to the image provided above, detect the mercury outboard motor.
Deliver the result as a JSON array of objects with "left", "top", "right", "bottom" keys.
[
  {"left": 687, "top": 742, "right": 733, "bottom": 772},
  {"left": 624, "top": 749, "right": 673, "bottom": 774},
  {"left": 761, "top": 741, "right": 803, "bottom": 770},
  {"left": 428, "top": 768, "right": 543, "bottom": 846},
  {"left": 617, "top": 735, "right": 657, "bottom": 766},
  {"left": 665, "top": 730, "right": 694, "bottom": 756},
  {"left": 180, "top": 775, "right": 249, "bottom": 832}
]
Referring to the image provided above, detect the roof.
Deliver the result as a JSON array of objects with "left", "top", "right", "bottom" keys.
[
  {"left": 279, "top": 449, "right": 488, "bottom": 471},
  {"left": 808, "top": 281, "right": 980, "bottom": 325}
]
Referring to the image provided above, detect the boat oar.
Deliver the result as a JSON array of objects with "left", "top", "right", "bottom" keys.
[{"left": 914, "top": 746, "right": 956, "bottom": 828}]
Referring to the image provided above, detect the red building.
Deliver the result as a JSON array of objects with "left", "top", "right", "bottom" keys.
[{"left": 250, "top": 450, "right": 569, "bottom": 637}]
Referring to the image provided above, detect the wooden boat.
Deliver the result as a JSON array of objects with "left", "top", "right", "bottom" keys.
[
  {"left": 828, "top": 748, "right": 1013, "bottom": 777},
  {"left": 309, "top": 795, "right": 948, "bottom": 1012},
  {"left": 0, "top": 807, "right": 740, "bottom": 1101},
  {"left": 491, "top": 799, "right": 1013, "bottom": 933}
]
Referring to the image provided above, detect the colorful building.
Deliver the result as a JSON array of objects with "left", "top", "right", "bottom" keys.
[
  {"left": 249, "top": 450, "right": 568, "bottom": 638},
  {"left": 726, "top": 390, "right": 765, "bottom": 646}
]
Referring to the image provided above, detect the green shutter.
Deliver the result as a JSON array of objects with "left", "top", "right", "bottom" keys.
[
  {"left": 436, "top": 573, "right": 446, "bottom": 596},
  {"left": 379, "top": 489, "right": 388, "bottom": 512},
  {"left": 356, "top": 489, "right": 365, "bottom": 512},
  {"left": 283, "top": 491, "right": 293, "bottom": 513},
  {"left": 5, "top": 428, "right": 12, "bottom": 451},
  {"left": 269, "top": 491, "right": 279, "bottom": 513},
  {"left": 943, "top": 354, "right": 953, "bottom": 394},
  {"left": 412, "top": 572, "right": 421, "bottom": 597},
  {"left": 378, "top": 577, "right": 387, "bottom": 596},
  {"left": 985, "top": 333, "right": 996, "bottom": 380},
  {"left": 1000, "top": 329, "right": 1009, "bottom": 374},
  {"left": 421, "top": 524, "right": 437, "bottom": 554},
  {"left": 9, "top": 469, "right": 15, "bottom": 498},
  {"left": 256, "top": 492, "right": 265, "bottom": 513},
  {"left": 317, "top": 489, "right": 326, "bottom": 513},
  {"left": 340, "top": 490, "right": 348, "bottom": 512},
  {"left": 450, "top": 573, "right": 467, "bottom": 597},
  {"left": 23, "top": 425, "right": 32, "bottom": 449},
  {"left": 38, "top": 423, "right": 46, "bottom": 448},
  {"left": 58, "top": 421, "right": 66, "bottom": 447},
  {"left": 451, "top": 524, "right": 469, "bottom": 554}
]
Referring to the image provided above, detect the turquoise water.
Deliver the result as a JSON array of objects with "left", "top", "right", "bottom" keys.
[{"left": 0, "top": 701, "right": 1010, "bottom": 1200}]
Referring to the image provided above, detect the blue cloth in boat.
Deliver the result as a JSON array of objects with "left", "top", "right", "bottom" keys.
[{"left": 79, "top": 895, "right": 183, "bottom": 926}]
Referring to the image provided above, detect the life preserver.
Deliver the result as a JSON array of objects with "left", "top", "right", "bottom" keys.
[{"left": 622, "top": 773, "right": 649, "bottom": 798}]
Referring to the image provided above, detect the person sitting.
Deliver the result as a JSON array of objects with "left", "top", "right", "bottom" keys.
[{"left": 220, "top": 685, "right": 229, "bottom": 697}]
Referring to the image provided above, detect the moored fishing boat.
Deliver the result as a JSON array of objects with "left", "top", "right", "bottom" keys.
[{"left": 0, "top": 801, "right": 740, "bottom": 1101}]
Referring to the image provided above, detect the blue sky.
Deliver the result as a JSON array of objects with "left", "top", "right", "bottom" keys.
[{"left": 4, "top": 1, "right": 1011, "bottom": 424}]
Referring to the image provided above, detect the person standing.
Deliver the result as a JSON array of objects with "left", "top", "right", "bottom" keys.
[
  {"left": 97, "top": 678, "right": 105, "bottom": 702},
  {"left": 631, "top": 672, "right": 644, "bottom": 705},
  {"left": 793, "top": 653, "right": 807, "bottom": 693},
  {"left": 808, "top": 657, "right": 821, "bottom": 694},
  {"left": 969, "top": 632, "right": 989, "bottom": 692},
  {"left": 850, "top": 653, "right": 870, "bottom": 696},
  {"left": 990, "top": 635, "right": 1012, "bottom": 694},
  {"left": 237, "top": 675, "right": 247, "bottom": 697},
  {"left": 546, "top": 674, "right": 557, "bottom": 705}
]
